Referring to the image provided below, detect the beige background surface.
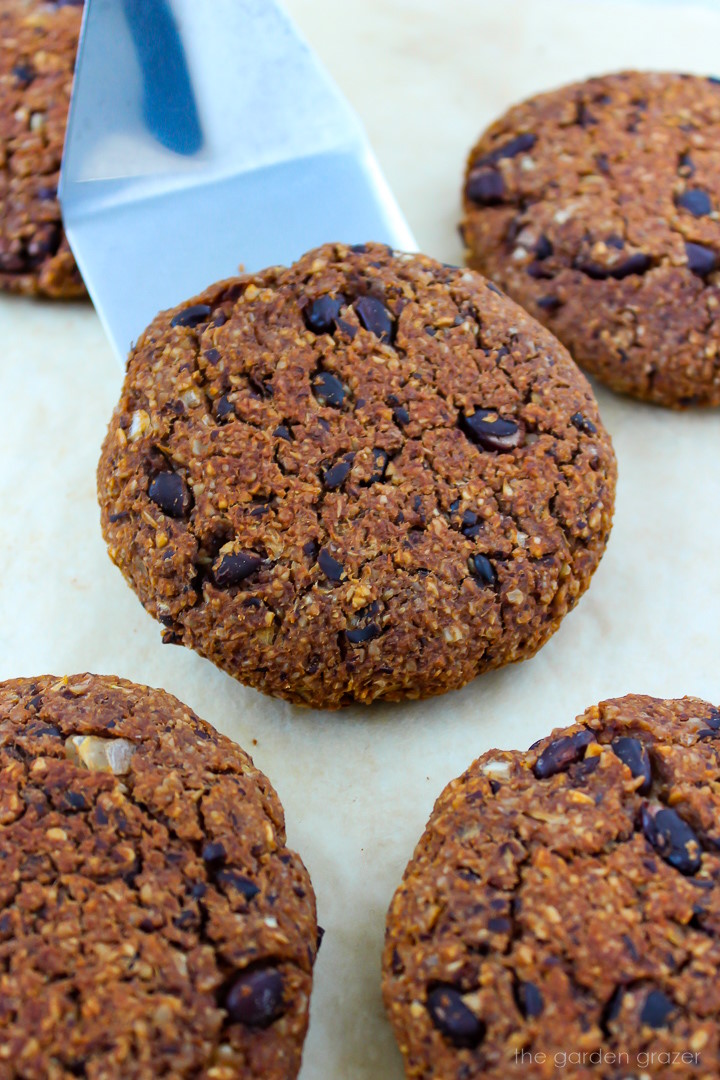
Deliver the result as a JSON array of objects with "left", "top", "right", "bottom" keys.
[{"left": 1, "top": 1, "right": 720, "bottom": 1077}]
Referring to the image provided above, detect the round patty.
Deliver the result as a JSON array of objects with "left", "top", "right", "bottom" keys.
[
  {"left": 97, "top": 242, "right": 616, "bottom": 709},
  {"left": 0, "top": 673, "right": 317, "bottom": 1079},
  {"left": 0, "top": 0, "right": 85, "bottom": 298},
  {"left": 383, "top": 693, "right": 720, "bottom": 1078},
  {"left": 461, "top": 71, "right": 720, "bottom": 407}
]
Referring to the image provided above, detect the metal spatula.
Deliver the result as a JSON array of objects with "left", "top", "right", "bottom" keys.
[{"left": 59, "top": 0, "right": 416, "bottom": 361}]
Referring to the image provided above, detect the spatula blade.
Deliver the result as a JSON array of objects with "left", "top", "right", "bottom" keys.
[{"left": 60, "top": 0, "right": 416, "bottom": 360}]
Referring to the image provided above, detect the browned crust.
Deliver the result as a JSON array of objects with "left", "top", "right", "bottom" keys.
[
  {"left": 0, "top": 0, "right": 85, "bottom": 298},
  {"left": 0, "top": 673, "right": 317, "bottom": 1078},
  {"left": 461, "top": 71, "right": 720, "bottom": 408},
  {"left": 383, "top": 693, "right": 720, "bottom": 1078},
  {"left": 97, "top": 242, "right": 616, "bottom": 708}
]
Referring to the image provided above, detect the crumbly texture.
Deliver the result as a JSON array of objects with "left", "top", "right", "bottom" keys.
[
  {"left": 461, "top": 71, "right": 720, "bottom": 408},
  {"left": 97, "top": 242, "right": 616, "bottom": 709},
  {"left": 0, "top": 0, "right": 85, "bottom": 298},
  {"left": 0, "top": 673, "right": 317, "bottom": 1079},
  {"left": 383, "top": 694, "right": 720, "bottom": 1079}
]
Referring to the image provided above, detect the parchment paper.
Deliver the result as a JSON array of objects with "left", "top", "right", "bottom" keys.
[{"left": 1, "top": 2, "right": 720, "bottom": 1076}]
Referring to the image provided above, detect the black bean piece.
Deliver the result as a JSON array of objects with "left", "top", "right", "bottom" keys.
[
  {"left": 173, "top": 910, "right": 198, "bottom": 931},
  {"left": 354, "top": 296, "right": 395, "bottom": 344},
  {"left": 225, "top": 968, "right": 285, "bottom": 1027},
  {"left": 273, "top": 424, "right": 291, "bottom": 441},
  {"left": 601, "top": 986, "right": 625, "bottom": 1032},
  {"left": 533, "top": 730, "right": 594, "bottom": 779},
  {"left": 595, "top": 152, "right": 611, "bottom": 174},
  {"left": 345, "top": 622, "right": 381, "bottom": 645},
  {"left": 170, "top": 303, "right": 212, "bottom": 328},
  {"left": 705, "top": 708, "right": 720, "bottom": 731},
  {"left": 675, "top": 189, "right": 712, "bottom": 217},
  {"left": 201, "top": 841, "right": 227, "bottom": 866},
  {"left": 216, "top": 869, "right": 260, "bottom": 900},
  {"left": 12, "top": 62, "right": 35, "bottom": 87},
  {"left": 570, "top": 411, "right": 597, "bottom": 434},
  {"left": 486, "top": 282, "right": 503, "bottom": 296},
  {"left": 575, "top": 253, "right": 651, "bottom": 279},
  {"left": 148, "top": 472, "right": 191, "bottom": 518},
  {"left": 534, "top": 235, "right": 553, "bottom": 260},
  {"left": 213, "top": 552, "right": 262, "bottom": 588},
  {"left": 611, "top": 737, "right": 652, "bottom": 794},
  {"left": 641, "top": 805, "right": 702, "bottom": 874},
  {"left": 216, "top": 395, "right": 234, "bottom": 419},
  {"left": 349, "top": 243, "right": 368, "bottom": 253},
  {"left": 474, "top": 132, "right": 536, "bottom": 167},
  {"left": 574, "top": 756, "right": 601, "bottom": 782},
  {"left": 393, "top": 406, "right": 410, "bottom": 426},
  {"left": 247, "top": 374, "right": 273, "bottom": 399},
  {"left": 575, "top": 101, "right": 597, "bottom": 127},
  {"left": 685, "top": 241, "right": 717, "bottom": 276},
  {"left": 678, "top": 151, "right": 695, "bottom": 177},
  {"left": 537, "top": 294, "right": 562, "bottom": 311},
  {"left": 312, "top": 371, "right": 345, "bottom": 407},
  {"left": 323, "top": 454, "right": 354, "bottom": 490},
  {"left": 426, "top": 986, "right": 485, "bottom": 1048},
  {"left": 304, "top": 294, "right": 346, "bottom": 334},
  {"left": 64, "top": 791, "right": 88, "bottom": 811},
  {"left": 368, "top": 448, "right": 389, "bottom": 484},
  {"left": 640, "top": 989, "right": 675, "bottom": 1028},
  {"left": 357, "top": 600, "right": 380, "bottom": 620},
  {"left": 316, "top": 926, "right": 325, "bottom": 951},
  {"left": 469, "top": 554, "right": 496, "bottom": 586},
  {"left": 26, "top": 223, "right": 61, "bottom": 265},
  {"left": 205, "top": 347, "right": 221, "bottom": 364},
  {"left": 466, "top": 168, "right": 505, "bottom": 205},
  {"left": 575, "top": 259, "right": 615, "bottom": 280},
  {"left": 515, "top": 980, "right": 544, "bottom": 1019},
  {"left": 459, "top": 408, "right": 522, "bottom": 452},
  {"left": 317, "top": 548, "right": 344, "bottom": 582},
  {"left": 27, "top": 721, "right": 60, "bottom": 738},
  {"left": 612, "top": 254, "right": 652, "bottom": 278}
]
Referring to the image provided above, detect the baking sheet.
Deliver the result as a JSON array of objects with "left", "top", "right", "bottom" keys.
[{"left": 1, "top": 1, "right": 720, "bottom": 1076}]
